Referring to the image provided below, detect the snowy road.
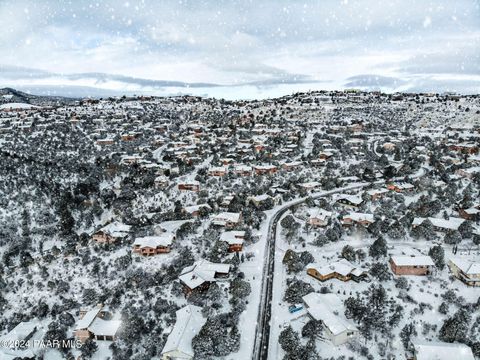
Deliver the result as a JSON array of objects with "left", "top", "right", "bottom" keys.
[{"left": 252, "top": 167, "right": 427, "bottom": 359}]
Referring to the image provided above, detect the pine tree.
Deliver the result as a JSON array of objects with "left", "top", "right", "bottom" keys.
[{"left": 428, "top": 245, "right": 445, "bottom": 269}]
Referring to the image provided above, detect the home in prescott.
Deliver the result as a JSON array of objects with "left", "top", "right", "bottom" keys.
[
  {"left": 448, "top": 257, "right": 480, "bottom": 287},
  {"left": 389, "top": 255, "right": 435, "bottom": 276},
  {"left": 161, "top": 305, "right": 206, "bottom": 360},
  {"left": 307, "top": 259, "right": 367, "bottom": 282},
  {"left": 73, "top": 304, "right": 121, "bottom": 342},
  {"left": 132, "top": 233, "right": 175, "bottom": 255},
  {"left": 179, "top": 260, "right": 231, "bottom": 295},
  {"left": 302, "top": 292, "right": 358, "bottom": 346}
]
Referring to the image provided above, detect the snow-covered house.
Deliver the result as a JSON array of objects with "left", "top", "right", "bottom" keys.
[
  {"left": 302, "top": 292, "right": 358, "bottom": 345},
  {"left": 448, "top": 257, "right": 480, "bottom": 287},
  {"left": 367, "top": 188, "right": 389, "bottom": 200},
  {"left": 178, "top": 180, "right": 200, "bottom": 192},
  {"left": 219, "top": 230, "right": 245, "bottom": 252},
  {"left": 307, "top": 259, "right": 367, "bottom": 283},
  {"left": 211, "top": 212, "right": 242, "bottom": 228},
  {"left": 183, "top": 204, "right": 212, "bottom": 217},
  {"left": 161, "top": 305, "right": 206, "bottom": 360},
  {"left": 208, "top": 166, "right": 228, "bottom": 177},
  {"left": 132, "top": 233, "right": 175, "bottom": 255},
  {"left": 253, "top": 164, "right": 277, "bottom": 175},
  {"left": 412, "top": 217, "right": 465, "bottom": 232},
  {"left": 232, "top": 164, "right": 252, "bottom": 176},
  {"left": 341, "top": 212, "right": 374, "bottom": 227},
  {"left": 282, "top": 161, "right": 303, "bottom": 171},
  {"left": 387, "top": 182, "right": 414, "bottom": 192},
  {"left": 334, "top": 194, "right": 363, "bottom": 208},
  {"left": 389, "top": 255, "right": 435, "bottom": 276},
  {"left": 0, "top": 320, "right": 46, "bottom": 359},
  {"left": 298, "top": 181, "right": 322, "bottom": 191},
  {"left": 73, "top": 305, "right": 121, "bottom": 342},
  {"left": 92, "top": 222, "right": 131, "bottom": 244},
  {"left": 411, "top": 340, "right": 475, "bottom": 360},
  {"left": 307, "top": 208, "right": 333, "bottom": 227},
  {"left": 179, "top": 260, "right": 231, "bottom": 295},
  {"left": 247, "top": 194, "right": 273, "bottom": 207}
]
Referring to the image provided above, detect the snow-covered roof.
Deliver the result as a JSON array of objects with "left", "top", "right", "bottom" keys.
[
  {"left": 390, "top": 255, "right": 435, "bottom": 267},
  {"left": 308, "top": 208, "right": 333, "bottom": 220},
  {"left": 249, "top": 194, "right": 271, "bottom": 202},
  {"left": 212, "top": 212, "right": 241, "bottom": 224},
  {"left": 334, "top": 194, "right": 363, "bottom": 205},
  {"left": 0, "top": 321, "right": 38, "bottom": 345},
  {"left": 179, "top": 260, "right": 231, "bottom": 290},
  {"left": 97, "top": 221, "right": 131, "bottom": 237},
  {"left": 302, "top": 293, "right": 358, "bottom": 336},
  {"left": 220, "top": 231, "right": 245, "bottom": 245},
  {"left": 75, "top": 308, "right": 101, "bottom": 330},
  {"left": 342, "top": 212, "right": 374, "bottom": 223},
  {"left": 413, "top": 217, "right": 465, "bottom": 231},
  {"left": 298, "top": 181, "right": 322, "bottom": 189},
  {"left": 161, "top": 305, "right": 206, "bottom": 357},
  {"left": 449, "top": 257, "right": 480, "bottom": 275},
  {"left": 412, "top": 340, "right": 475, "bottom": 360},
  {"left": 88, "top": 318, "right": 122, "bottom": 337},
  {"left": 133, "top": 233, "right": 174, "bottom": 248},
  {"left": 309, "top": 259, "right": 365, "bottom": 277},
  {"left": 367, "top": 188, "right": 389, "bottom": 196},
  {"left": 184, "top": 204, "right": 211, "bottom": 213}
]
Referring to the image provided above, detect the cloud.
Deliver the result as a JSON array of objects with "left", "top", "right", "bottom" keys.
[{"left": 0, "top": 0, "right": 479, "bottom": 97}]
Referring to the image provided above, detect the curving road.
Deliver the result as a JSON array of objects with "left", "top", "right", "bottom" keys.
[
  {"left": 252, "top": 167, "right": 427, "bottom": 359},
  {"left": 252, "top": 181, "right": 374, "bottom": 360}
]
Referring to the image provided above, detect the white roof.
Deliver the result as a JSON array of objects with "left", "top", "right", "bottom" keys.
[
  {"left": 184, "top": 204, "right": 211, "bottom": 213},
  {"left": 212, "top": 212, "right": 241, "bottom": 223},
  {"left": 302, "top": 293, "right": 358, "bottom": 336},
  {"left": 249, "top": 194, "right": 271, "bottom": 202},
  {"left": 133, "top": 233, "right": 174, "bottom": 248},
  {"left": 308, "top": 208, "right": 333, "bottom": 221},
  {"left": 209, "top": 166, "right": 227, "bottom": 172},
  {"left": 335, "top": 194, "right": 363, "bottom": 205},
  {"left": 343, "top": 212, "right": 374, "bottom": 223},
  {"left": 98, "top": 222, "right": 131, "bottom": 237},
  {"left": 413, "top": 217, "right": 465, "bottom": 231},
  {"left": 162, "top": 305, "right": 206, "bottom": 357},
  {"left": 309, "top": 259, "right": 365, "bottom": 277},
  {"left": 367, "top": 188, "right": 389, "bottom": 196},
  {"left": 0, "top": 321, "right": 39, "bottom": 345},
  {"left": 74, "top": 308, "right": 101, "bottom": 330},
  {"left": 299, "top": 181, "right": 322, "bottom": 189},
  {"left": 449, "top": 257, "right": 480, "bottom": 275},
  {"left": 233, "top": 164, "right": 252, "bottom": 171},
  {"left": 88, "top": 318, "right": 122, "bottom": 337},
  {"left": 220, "top": 231, "right": 245, "bottom": 245},
  {"left": 413, "top": 341, "right": 475, "bottom": 360},
  {"left": 391, "top": 255, "right": 435, "bottom": 267},
  {"left": 179, "top": 260, "right": 231, "bottom": 290}
]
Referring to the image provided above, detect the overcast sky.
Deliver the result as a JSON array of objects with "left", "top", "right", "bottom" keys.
[{"left": 0, "top": 0, "right": 479, "bottom": 98}]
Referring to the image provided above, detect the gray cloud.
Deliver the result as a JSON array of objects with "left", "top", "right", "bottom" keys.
[{"left": 0, "top": 0, "right": 479, "bottom": 97}]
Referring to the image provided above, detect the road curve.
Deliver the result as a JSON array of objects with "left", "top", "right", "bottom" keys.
[
  {"left": 252, "top": 167, "right": 428, "bottom": 360},
  {"left": 252, "top": 181, "right": 373, "bottom": 360}
]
